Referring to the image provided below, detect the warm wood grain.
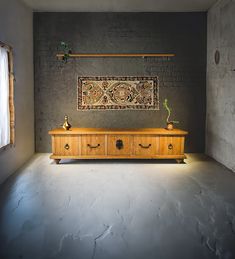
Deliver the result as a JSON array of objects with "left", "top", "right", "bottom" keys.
[
  {"left": 107, "top": 135, "right": 132, "bottom": 156},
  {"left": 49, "top": 128, "right": 187, "bottom": 163},
  {"left": 49, "top": 128, "right": 188, "bottom": 135},
  {"left": 50, "top": 154, "right": 186, "bottom": 160},
  {"left": 53, "top": 135, "right": 79, "bottom": 156},
  {"left": 81, "top": 135, "right": 105, "bottom": 156},
  {"left": 159, "top": 136, "right": 184, "bottom": 156},
  {"left": 133, "top": 135, "right": 158, "bottom": 156}
]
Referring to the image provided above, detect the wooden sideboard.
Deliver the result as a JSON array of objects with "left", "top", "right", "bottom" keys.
[{"left": 48, "top": 128, "right": 188, "bottom": 164}]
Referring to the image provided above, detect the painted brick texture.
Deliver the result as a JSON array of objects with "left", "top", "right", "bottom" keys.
[{"left": 34, "top": 12, "right": 206, "bottom": 152}]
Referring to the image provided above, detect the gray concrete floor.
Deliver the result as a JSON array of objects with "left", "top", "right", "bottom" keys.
[{"left": 0, "top": 154, "right": 235, "bottom": 259}]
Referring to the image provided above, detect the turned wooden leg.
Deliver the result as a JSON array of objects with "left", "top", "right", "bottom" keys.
[
  {"left": 176, "top": 159, "right": 184, "bottom": 164},
  {"left": 54, "top": 159, "right": 61, "bottom": 164}
]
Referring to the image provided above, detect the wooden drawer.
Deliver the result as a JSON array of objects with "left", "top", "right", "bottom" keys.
[
  {"left": 81, "top": 135, "right": 105, "bottom": 156},
  {"left": 159, "top": 136, "right": 184, "bottom": 156},
  {"left": 49, "top": 128, "right": 188, "bottom": 163},
  {"left": 133, "top": 135, "right": 158, "bottom": 156},
  {"left": 52, "top": 135, "right": 79, "bottom": 156},
  {"left": 107, "top": 135, "right": 131, "bottom": 156}
]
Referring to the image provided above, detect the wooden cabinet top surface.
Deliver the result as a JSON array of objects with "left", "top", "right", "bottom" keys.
[{"left": 49, "top": 128, "right": 188, "bottom": 135}]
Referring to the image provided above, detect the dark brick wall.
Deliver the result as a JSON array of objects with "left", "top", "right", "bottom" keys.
[{"left": 34, "top": 12, "right": 206, "bottom": 152}]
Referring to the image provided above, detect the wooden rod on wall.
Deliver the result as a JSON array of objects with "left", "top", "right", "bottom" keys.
[{"left": 56, "top": 53, "right": 175, "bottom": 58}]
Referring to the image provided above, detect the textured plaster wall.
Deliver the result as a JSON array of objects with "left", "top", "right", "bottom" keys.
[
  {"left": 34, "top": 12, "right": 207, "bottom": 153},
  {"left": 0, "top": 0, "right": 34, "bottom": 184},
  {"left": 206, "top": 0, "right": 235, "bottom": 172}
]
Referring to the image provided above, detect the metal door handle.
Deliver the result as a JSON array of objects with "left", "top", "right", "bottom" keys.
[
  {"left": 116, "top": 139, "right": 123, "bottom": 150},
  {"left": 87, "top": 144, "right": 100, "bottom": 148},
  {"left": 139, "top": 144, "right": 151, "bottom": 149}
]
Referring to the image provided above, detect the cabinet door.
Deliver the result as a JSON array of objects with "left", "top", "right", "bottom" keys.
[
  {"left": 159, "top": 136, "right": 184, "bottom": 156},
  {"left": 53, "top": 135, "right": 80, "bottom": 156},
  {"left": 107, "top": 135, "right": 131, "bottom": 156},
  {"left": 81, "top": 135, "right": 105, "bottom": 156},
  {"left": 133, "top": 135, "right": 158, "bottom": 156}
]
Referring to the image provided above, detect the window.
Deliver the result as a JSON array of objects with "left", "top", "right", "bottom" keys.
[{"left": 0, "top": 41, "right": 15, "bottom": 149}]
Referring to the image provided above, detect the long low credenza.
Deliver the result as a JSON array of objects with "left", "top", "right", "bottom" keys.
[{"left": 48, "top": 128, "right": 188, "bottom": 164}]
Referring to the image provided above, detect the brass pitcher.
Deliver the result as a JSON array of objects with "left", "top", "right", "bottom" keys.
[{"left": 63, "top": 115, "right": 71, "bottom": 130}]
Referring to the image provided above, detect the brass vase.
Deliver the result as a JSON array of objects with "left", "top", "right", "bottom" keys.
[{"left": 63, "top": 115, "right": 71, "bottom": 130}]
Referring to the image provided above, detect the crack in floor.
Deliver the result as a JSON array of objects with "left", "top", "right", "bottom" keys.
[
  {"left": 11, "top": 196, "right": 24, "bottom": 213},
  {"left": 91, "top": 225, "right": 112, "bottom": 259}
]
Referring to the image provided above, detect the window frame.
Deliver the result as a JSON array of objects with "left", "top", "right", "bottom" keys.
[{"left": 0, "top": 41, "right": 15, "bottom": 151}]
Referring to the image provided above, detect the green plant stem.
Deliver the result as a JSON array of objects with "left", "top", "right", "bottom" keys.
[{"left": 163, "top": 99, "right": 171, "bottom": 123}]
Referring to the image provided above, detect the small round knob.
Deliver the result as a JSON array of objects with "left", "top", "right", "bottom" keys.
[
  {"left": 168, "top": 144, "right": 173, "bottom": 150},
  {"left": 64, "top": 144, "right": 70, "bottom": 150}
]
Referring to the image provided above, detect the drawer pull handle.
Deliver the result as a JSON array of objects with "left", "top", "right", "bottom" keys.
[
  {"left": 168, "top": 144, "right": 173, "bottom": 150},
  {"left": 87, "top": 144, "right": 100, "bottom": 148},
  {"left": 139, "top": 144, "right": 151, "bottom": 149},
  {"left": 64, "top": 144, "right": 70, "bottom": 150},
  {"left": 116, "top": 139, "right": 123, "bottom": 150}
]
